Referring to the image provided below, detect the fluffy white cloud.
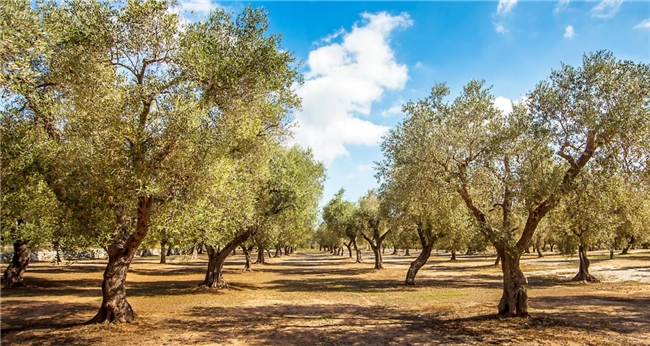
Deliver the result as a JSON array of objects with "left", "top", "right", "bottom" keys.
[
  {"left": 497, "top": 0, "right": 518, "bottom": 15},
  {"left": 292, "top": 12, "right": 412, "bottom": 164},
  {"left": 634, "top": 18, "right": 650, "bottom": 29},
  {"left": 381, "top": 97, "right": 405, "bottom": 117},
  {"left": 553, "top": 0, "right": 570, "bottom": 15},
  {"left": 591, "top": 0, "right": 624, "bottom": 19},
  {"left": 494, "top": 96, "right": 514, "bottom": 115},
  {"left": 494, "top": 23, "right": 507, "bottom": 34},
  {"left": 564, "top": 25, "right": 575, "bottom": 38}
]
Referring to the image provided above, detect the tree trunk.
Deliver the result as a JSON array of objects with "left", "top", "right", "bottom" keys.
[
  {"left": 2, "top": 237, "right": 30, "bottom": 288},
  {"left": 345, "top": 241, "right": 353, "bottom": 258},
  {"left": 536, "top": 239, "right": 543, "bottom": 258},
  {"left": 405, "top": 243, "right": 433, "bottom": 285},
  {"left": 200, "top": 227, "right": 256, "bottom": 288},
  {"left": 610, "top": 249, "right": 614, "bottom": 260},
  {"left": 353, "top": 238, "right": 363, "bottom": 263},
  {"left": 572, "top": 245, "right": 598, "bottom": 282},
  {"left": 201, "top": 245, "right": 226, "bottom": 288},
  {"left": 160, "top": 241, "right": 168, "bottom": 264},
  {"left": 372, "top": 244, "right": 383, "bottom": 269},
  {"left": 198, "top": 242, "right": 204, "bottom": 254},
  {"left": 166, "top": 243, "right": 173, "bottom": 257},
  {"left": 550, "top": 244, "right": 554, "bottom": 252},
  {"left": 87, "top": 196, "right": 153, "bottom": 324},
  {"left": 621, "top": 236, "right": 635, "bottom": 255},
  {"left": 450, "top": 250, "right": 457, "bottom": 261},
  {"left": 255, "top": 247, "right": 266, "bottom": 264},
  {"left": 274, "top": 246, "right": 281, "bottom": 258},
  {"left": 241, "top": 245, "right": 251, "bottom": 272},
  {"left": 494, "top": 255, "right": 501, "bottom": 267},
  {"left": 497, "top": 251, "right": 529, "bottom": 317},
  {"left": 391, "top": 247, "right": 398, "bottom": 255},
  {"left": 405, "top": 247, "right": 410, "bottom": 256}
]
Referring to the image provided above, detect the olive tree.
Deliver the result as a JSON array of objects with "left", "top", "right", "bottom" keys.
[{"left": 379, "top": 51, "right": 650, "bottom": 316}]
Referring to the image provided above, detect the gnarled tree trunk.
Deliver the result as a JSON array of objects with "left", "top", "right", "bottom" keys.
[
  {"left": 353, "top": 238, "right": 363, "bottom": 263},
  {"left": 361, "top": 222, "right": 390, "bottom": 270},
  {"left": 405, "top": 226, "right": 434, "bottom": 286},
  {"left": 572, "top": 245, "right": 598, "bottom": 282},
  {"left": 498, "top": 250, "right": 529, "bottom": 317},
  {"left": 2, "top": 237, "right": 30, "bottom": 288},
  {"left": 88, "top": 196, "right": 153, "bottom": 324},
  {"left": 241, "top": 245, "right": 252, "bottom": 272},
  {"left": 621, "top": 236, "right": 635, "bottom": 255},
  {"left": 200, "top": 227, "right": 256, "bottom": 288},
  {"left": 345, "top": 240, "right": 352, "bottom": 258}
]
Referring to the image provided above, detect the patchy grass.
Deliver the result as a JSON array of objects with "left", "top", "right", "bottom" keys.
[{"left": 1, "top": 249, "right": 649, "bottom": 345}]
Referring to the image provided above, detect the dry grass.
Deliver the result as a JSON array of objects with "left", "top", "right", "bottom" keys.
[{"left": 1, "top": 249, "right": 650, "bottom": 345}]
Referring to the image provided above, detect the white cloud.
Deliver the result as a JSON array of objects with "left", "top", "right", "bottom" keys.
[
  {"left": 564, "top": 25, "right": 575, "bottom": 38},
  {"left": 634, "top": 18, "right": 650, "bottom": 29},
  {"left": 553, "top": 0, "right": 570, "bottom": 15},
  {"left": 494, "top": 96, "right": 514, "bottom": 115},
  {"left": 494, "top": 23, "right": 507, "bottom": 34},
  {"left": 591, "top": 0, "right": 624, "bottom": 19},
  {"left": 319, "top": 28, "right": 346, "bottom": 44},
  {"left": 497, "top": 0, "right": 518, "bottom": 15},
  {"left": 344, "top": 164, "right": 375, "bottom": 179},
  {"left": 292, "top": 12, "right": 412, "bottom": 164},
  {"left": 381, "top": 97, "right": 405, "bottom": 117},
  {"left": 415, "top": 61, "right": 423, "bottom": 68}
]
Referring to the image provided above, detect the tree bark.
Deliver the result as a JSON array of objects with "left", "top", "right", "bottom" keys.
[
  {"left": 88, "top": 196, "right": 153, "bottom": 324},
  {"left": 274, "top": 246, "right": 281, "bottom": 258},
  {"left": 241, "top": 245, "right": 252, "bottom": 272},
  {"left": 255, "top": 247, "right": 266, "bottom": 264},
  {"left": 572, "top": 245, "right": 598, "bottom": 282},
  {"left": 361, "top": 221, "right": 389, "bottom": 270},
  {"left": 450, "top": 250, "right": 457, "bottom": 261},
  {"left": 345, "top": 240, "right": 353, "bottom": 258},
  {"left": 405, "top": 246, "right": 410, "bottom": 256},
  {"left": 2, "top": 237, "right": 30, "bottom": 288},
  {"left": 535, "top": 238, "right": 543, "bottom": 258},
  {"left": 200, "top": 227, "right": 255, "bottom": 288},
  {"left": 610, "top": 249, "right": 614, "bottom": 260},
  {"left": 405, "top": 226, "right": 434, "bottom": 286},
  {"left": 160, "top": 240, "right": 168, "bottom": 264},
  {"left": 353, "top": 238, "right": 363, "bottom": 263},
  {"left": 497, "top": 250, "right": 529, "bottom": 317},
  {"left": 391, "top": 247, "right": 398, "bottom": 255}
]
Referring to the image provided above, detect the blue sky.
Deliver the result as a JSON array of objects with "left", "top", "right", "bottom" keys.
[{"left": 175, "top": 0, "right": 650, "bottom": 206}]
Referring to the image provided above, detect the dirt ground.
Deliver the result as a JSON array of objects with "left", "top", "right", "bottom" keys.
[{"left": 1, "top": 249, "right": 649, "bottom": 345}]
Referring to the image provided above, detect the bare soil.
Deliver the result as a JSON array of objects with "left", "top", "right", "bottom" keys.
[{"left": 1, "top": 249, "right": 649, "bottom": 345}]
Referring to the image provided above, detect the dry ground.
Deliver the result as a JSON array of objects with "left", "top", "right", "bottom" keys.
[{"left": 1, "top": 249, "right": 649, "bottom": 345}]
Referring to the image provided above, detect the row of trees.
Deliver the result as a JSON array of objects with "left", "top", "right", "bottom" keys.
[
  {"left": 1, "top": 0, "right": 325, "bottom": 323},
  {"left": 316, "top": 51, "right": 650, "bottom": 317}
]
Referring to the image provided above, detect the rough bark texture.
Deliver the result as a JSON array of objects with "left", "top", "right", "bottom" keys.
[
  {"left": 572, "top": 245, "right": 598, "bottom": 282},
  {"left": 405, "top": 226, "right": 434, "bottom": 286},
  {"left": 200, "top": 228, "right": 255, "bottom": 288},
  {"left": 2, "top": 237, "right": 30, "bottom": 288},
  {"left": 498, "top": 250, "right": 529, "bottom": 317},
  {"left": 87, "top": 196, "right": 153, "bottom": 324}
]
